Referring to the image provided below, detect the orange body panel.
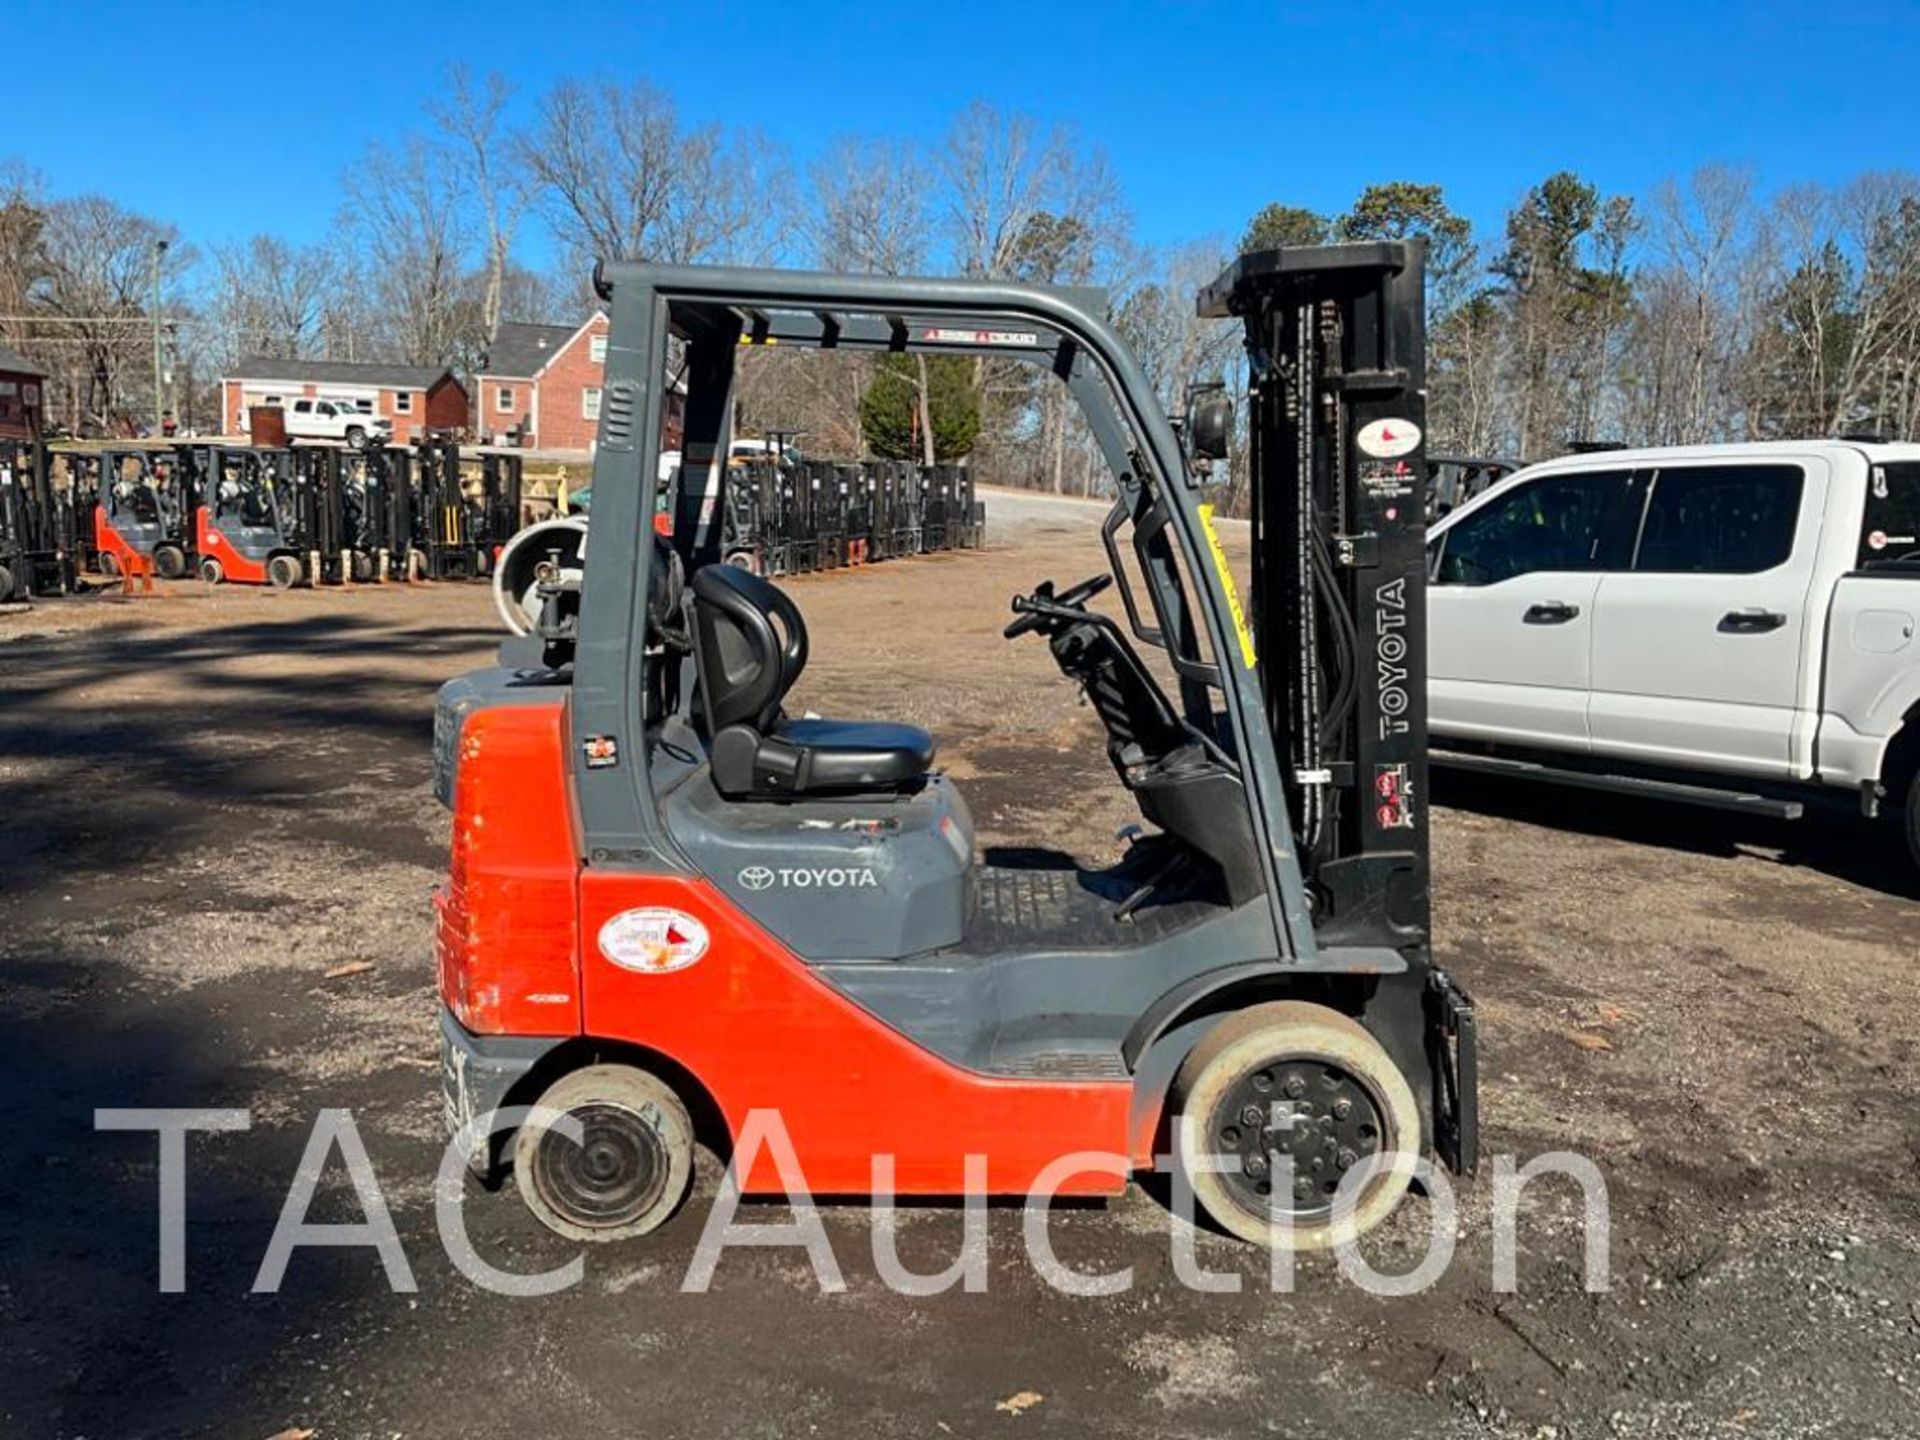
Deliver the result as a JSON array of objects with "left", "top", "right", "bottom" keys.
[
  {"left": 195, "top": 505, "right": 268, "bottom": 584},
  {"left": 441, "top": 700, "right": 1136, "bottom": 1197},
  {"left": 436, "top": 703, "right": 583, "bottom": 1037},
  {"left": 92, "top": 506, "right": 142, "bottom": 569}
]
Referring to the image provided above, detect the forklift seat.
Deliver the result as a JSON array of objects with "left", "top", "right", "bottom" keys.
[{"left": 690, "top": 563, "right": 935, "bottom": 799}]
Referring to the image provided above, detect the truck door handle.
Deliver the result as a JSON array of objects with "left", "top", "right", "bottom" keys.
[
  {"left": 1523, "top": 601, "right": 1581, "bottom": 624},
  {"left": 1719, "top": 608, "right": 1787, "bottom": 634}
]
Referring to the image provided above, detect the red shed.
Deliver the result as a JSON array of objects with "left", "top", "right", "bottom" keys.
[{"left": 0, "top": 342, "right": 49, "bottom": 441}]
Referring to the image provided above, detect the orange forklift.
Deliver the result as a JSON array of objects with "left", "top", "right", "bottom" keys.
[{"left": 433, "top": 246, "right": 1476, "bottom": 1249}]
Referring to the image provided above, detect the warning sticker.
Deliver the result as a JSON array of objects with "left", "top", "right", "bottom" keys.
[
  {"left": 598, "top": 908, "right": 710, "bottom": 974},
  {"left": 1359, "top": 460, "right": 1418, "bottom": 499},
  {"left": 1375, "top": 763, "right": 1416, "bottom": 830},
  {"left": 1356, "top": 418, "right": 1423, "bottom": 460},
  {"left": 1199, "top": 503, "right": 1257, "bottom": 670}
]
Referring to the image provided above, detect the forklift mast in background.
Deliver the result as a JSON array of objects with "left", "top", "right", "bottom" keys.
[{"left": 1199, "top": 240, "right": 1432, "bottom": 960}]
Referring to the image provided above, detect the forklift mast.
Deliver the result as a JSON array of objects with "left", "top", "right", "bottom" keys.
[{"left": 1199, "top": 241, "right": 1431, "bottom": 960}]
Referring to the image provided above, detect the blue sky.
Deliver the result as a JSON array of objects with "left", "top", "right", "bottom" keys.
[{"left": 9, "top": 0, "right": 1918, "bottom": 266}]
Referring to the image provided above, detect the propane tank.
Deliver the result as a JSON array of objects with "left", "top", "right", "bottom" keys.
[{"left": 492, "top": 516, "right": 588, "bottom": 636}]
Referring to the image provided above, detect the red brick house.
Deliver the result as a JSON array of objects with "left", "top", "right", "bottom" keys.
[
  {"left": 0, "top": 342, "right": 48, "bottom": 441},
  {"left": 221, "top": 359, "right": 468, "bottom": 444},
  {"left": 476, "top": 315, "right": 615, "bottom": 452}
]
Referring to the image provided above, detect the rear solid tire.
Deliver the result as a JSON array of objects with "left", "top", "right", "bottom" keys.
[
  {"left": 350, "top": 550, "right": 375, "bottom": 583},
  {"left": 199, "top": 556, "right": 225, "bottom": 584},
  {"left": 266, "top": 554, "right": 303, "bottom": 590},
  {"left": 514, "top": 1064, "right": 695, "bottom": 1242},
  {"left": 1172, "top": 1001, "right": 1420, "bottom": 1251},
  {"left": 152, "top": 543, "right": 187, "bottom": 580}
]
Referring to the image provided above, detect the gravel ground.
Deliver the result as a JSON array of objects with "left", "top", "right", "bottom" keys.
[{"left": 1, "top": 488, "right": 1917, "bottom": 1439}]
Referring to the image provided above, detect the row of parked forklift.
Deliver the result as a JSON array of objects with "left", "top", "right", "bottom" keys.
[
  {"left": 714, "top": 457, "right": 986, "bottom": 575},
  {"left": 0, "top": 437, "right": 524, "bottom": 598}
]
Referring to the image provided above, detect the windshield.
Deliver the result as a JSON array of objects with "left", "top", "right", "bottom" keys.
[{"left": 1862, "top": 463, "right": 1920, "bottom": 568}]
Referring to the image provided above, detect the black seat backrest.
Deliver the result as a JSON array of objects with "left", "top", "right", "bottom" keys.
[{"left": 689, "top": 563, "right": 808, "bottom": 733}]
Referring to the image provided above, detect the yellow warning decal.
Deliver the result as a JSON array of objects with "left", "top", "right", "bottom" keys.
[{"left": 1198, "top": 503, "right": 1257, "bottom": 670}]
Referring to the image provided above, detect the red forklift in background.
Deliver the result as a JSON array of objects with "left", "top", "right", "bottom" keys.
[
  {"left": 433, "top": 246, "right": 1475, "bottom": 1251},
  {"left": 79, "top": 446, "right": 192, "bottom": 580},
  {"left": 187, "top": 445, "right": 304, "bottom": 587}
]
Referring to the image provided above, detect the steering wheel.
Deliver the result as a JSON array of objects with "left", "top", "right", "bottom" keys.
[{"left": 1004, "top": 572, "right": 1113, "bottom": 639}]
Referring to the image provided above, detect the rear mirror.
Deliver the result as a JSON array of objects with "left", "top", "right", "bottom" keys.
[{"left": 1188, "top": 392, "right": 1233, "bottom": 462}]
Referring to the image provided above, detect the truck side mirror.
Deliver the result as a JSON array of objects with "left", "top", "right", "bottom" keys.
[{"left": 1189, "top": 393, "right": 1233, "bottom": 462}]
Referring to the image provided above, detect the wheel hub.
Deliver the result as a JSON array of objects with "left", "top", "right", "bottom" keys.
[
  {"left": 1212, "top": 1059, "right": 1384, "bottom": 1219},
  {"left": 533, "top": 1102, "right": 668, "bottom": 1227}
]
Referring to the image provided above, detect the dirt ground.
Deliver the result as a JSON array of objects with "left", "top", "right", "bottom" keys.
[{"left": 2, "top": 488, "right": 1917, "bottom": 1439}]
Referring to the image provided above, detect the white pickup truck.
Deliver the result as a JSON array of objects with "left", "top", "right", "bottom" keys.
[{"left": 1425, "top": 440, "right": 1920, "bottom": 871}]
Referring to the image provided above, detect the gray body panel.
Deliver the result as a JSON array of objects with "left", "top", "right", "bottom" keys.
[{"left": 662, "top": 765, "right": 974, "bottom": 960}]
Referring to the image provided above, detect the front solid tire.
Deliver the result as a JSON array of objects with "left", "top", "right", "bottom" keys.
[
  {"left": 97, "top": 551, "right": 121, "bottom": 579},
  {"left": 514, "top": 1064, "right": 695, "bottom": 1242},
  {"left": 1172, "top": 1001, "right": 1421, "bottom": 1251},
  {"left": 266, "top": 554, "right": 303, "bottom": 590},
  {"left": 152, "top": 543, "right": 187, "bottom": 580}
]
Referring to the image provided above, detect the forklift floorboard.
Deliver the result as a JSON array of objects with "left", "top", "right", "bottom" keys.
[{"left": 962, "top": 849, "right": 1223, "bottom": 955}]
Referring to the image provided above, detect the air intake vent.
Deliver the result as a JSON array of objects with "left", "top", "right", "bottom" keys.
[{"left": 601, "top": 380, "right": 636, "bottom": 449}]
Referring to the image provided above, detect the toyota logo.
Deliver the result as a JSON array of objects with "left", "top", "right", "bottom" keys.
[{"left": 738, "top": 865, "right": 776, "bottom": 892}]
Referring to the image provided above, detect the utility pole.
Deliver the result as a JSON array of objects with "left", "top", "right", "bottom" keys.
[{"left": 151, "top": 238, "right": 169, "bottom": 432}]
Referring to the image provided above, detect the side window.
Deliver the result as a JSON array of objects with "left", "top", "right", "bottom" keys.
[
  {"left": 317, "top": 402, "right": 336, "bottom": 417},
  {"left": 1635, "top": 465, "right": 1804, "bottom": 574},
  {"left": 293, "top": 400, "right": 312, "bottom": 414},
  {"left": 1860, "top": 463, "right": 1920, "bottom": 568},
  {"left": 1435, "top": 471, "right": 1630, "bottom": 586}
]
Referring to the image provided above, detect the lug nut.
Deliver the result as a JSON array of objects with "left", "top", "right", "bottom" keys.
[
  {"left": 1337, "top": 1148, "right": 1356, "bottom": 1171},
  {"left": 1332, "top": 1097, "right": 1352, "bottom": 1120},
  {"left": 1283, "top": 1075, "right": 1307, "bottom": 1099},
  {"left": 1245, "top": 1153, "right": 1268, "bottom": 1177},
  {"left": 1241, "top": 1105, "right": 1264, "bottom": 1127}
]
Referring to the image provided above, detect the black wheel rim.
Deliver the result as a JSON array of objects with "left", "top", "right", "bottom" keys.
[
  {"left": 532, "top": 1102, "right": 669, "bottom": 1228},
  {"left": 1210, "top": 1057, "right": 1387, "bottom": 1221}
]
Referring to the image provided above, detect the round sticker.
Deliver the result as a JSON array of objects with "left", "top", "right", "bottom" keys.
[
  {"left": 598, "top": 907, "right": 709, "bottom": 974},
  {"left": 1870, "top": 529, "right": 1889, "bottom": 551},
  {"left": 1356, "top": 418, "right": 1423, "bottom": 460}
]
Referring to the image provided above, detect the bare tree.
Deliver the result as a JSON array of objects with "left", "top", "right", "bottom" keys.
[
  {"left": 521, "top": 78, "right": 792, "bottom": 282},
  {"left": 431, "top": 66, "right": 529, "bottom": 340},
  {"left": 343, "top": 136, "right": 477, "bottom": 367},
  {"left": 809, "top": 136, "right": 931, "bottom": 275},
  {"left": 33, "top": 196, "right": 188, "bottom": 432},
  {"left": 205, "top": 235, "right": 337, "bottom": 368}
]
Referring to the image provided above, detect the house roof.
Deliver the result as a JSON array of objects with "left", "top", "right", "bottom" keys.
[
  {"left": 0, "top": 342, "right": 48, "bottom": 378},
  {"left": 480, "top": 321, "right": 593, "bottom": 379},
  {"left": 226, "top": 356, "right": 455, "bottom": 390}
]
